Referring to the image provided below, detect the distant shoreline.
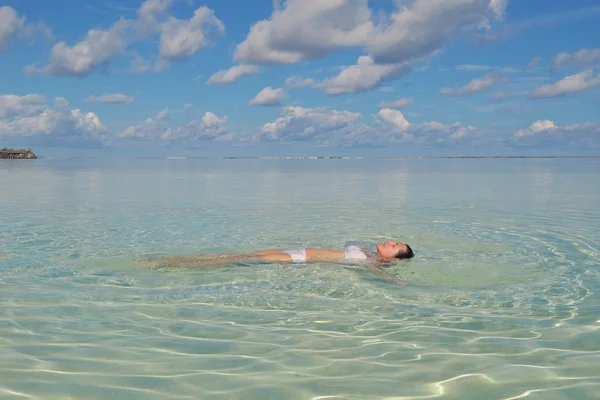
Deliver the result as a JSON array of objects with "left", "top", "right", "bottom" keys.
[{"left": 31, "top": 155, "right": 600, "bottom": 160}]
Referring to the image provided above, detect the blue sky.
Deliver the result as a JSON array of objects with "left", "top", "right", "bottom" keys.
[{"left": 1, "top": 0, "right": 599, "bottom": 157}]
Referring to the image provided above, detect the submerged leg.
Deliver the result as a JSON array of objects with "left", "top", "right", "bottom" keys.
[
  {"left": 140, "top": 253, "right": 243, "bottom": 268},
  {"left": 140, "top": 249, "right": 290, "bottom": 268}
]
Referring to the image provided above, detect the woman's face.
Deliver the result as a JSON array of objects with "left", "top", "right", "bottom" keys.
[{"left": 376, "top": 239, "right": 408, "bottom": 259}]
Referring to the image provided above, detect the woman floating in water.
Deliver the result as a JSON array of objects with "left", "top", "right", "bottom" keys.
[{"left": 143, "top": 239, "right": 413, "bottom": 283}]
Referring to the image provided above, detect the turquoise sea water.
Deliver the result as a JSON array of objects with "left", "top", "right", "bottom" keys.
[{"left": 1, "top": 158, "right": 599, "bottom": 399}]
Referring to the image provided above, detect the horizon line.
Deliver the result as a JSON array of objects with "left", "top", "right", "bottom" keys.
[{"left": 24, "top": 155, "right": 600, "bottom": 160}]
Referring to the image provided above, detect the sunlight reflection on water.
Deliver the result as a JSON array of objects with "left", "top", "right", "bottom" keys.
[{"left": 1, "top": 158, "right": 599, "bottom": 399}]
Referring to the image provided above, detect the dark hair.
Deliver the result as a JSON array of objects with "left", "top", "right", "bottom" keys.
[{"left": 395, "top": 244, "right": 414, "bottom": 259}]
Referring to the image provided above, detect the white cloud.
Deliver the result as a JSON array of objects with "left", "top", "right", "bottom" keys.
[
  {"left": 259, "top": 106, "right": 367, "bottom": 143},
  {"left": 234, "top": 0, "right": 374, "bottom": 65},
  {"left": 159, "top": 7, "right": 224, "bottom": 61},
  {"left": 118, "top": 109, "right": 232, "bottom": 142},
  {"left": 161, "top": 112, "right": 230, "bottom": 141},
  {"left": 24, "top": 19, "right": 133, "bottom": 77},
  {"left": 256, "top": 109, "right": 600, "bottom": 149},
  {"left": 553, "top": 48, "right": 600, "bottom": 68},
  {"left": 0, "top": 94, "right": 106, "bottom": 143},
  {"left": 318, "top": 56, "right": 410, "bottom": 95},
  {"left": 377, "top": 108, "right": 476, "bottom": 143},
  {"left": 201, "top": 111, "right": 227, "bottom": 127},
  {"left": 513, "top": 119, "right": 600, "bottom": 147},
  {"left": 377, "top": 109, "right": 410, "bottom": 131},
  {"left": 234, "top": 0, "right": 504, "bottom": 67},
  {"left": 137, "top": 0, "right": 174, "bottom": 30},
  {"left": 257, "top": 105, "right": 476, "bottom": 147},
  {"left": 378, "top": 97, "right": 413, "bottom": 109},
  {"left": 0, "top": 94, "right": 46, "bottom": 119},
  {"left": 118, "top": 108, "right": 170, "bottom": 139},
  {"left": 207, "top": 65, "right": 260, "bottom": 85},
  {"left": 83, "top": 93, "right": 134, "bottom": 104},
  {"left": 25, "top": 0, "right": 223, "bottom": 77},
  {"left": 514, "top": 120, "right": 557, "bottom": 138},
  {"left": 529, "top": 70, "right": 600, "bottom": 98},
  {"left": 368, "top": 0, "right": 507, "bottom": 64},
  {"left": 0, "top": 7, "right": 24, "bottom": 51},
  {"left": 530, "top": 120, "right": 557, "bottom": 132},
  {"left": 488, "top": 0, "right": 509, "bottom": 19},
  {"left": 440, "top": 72, "right": 504, "bottom": 96},
  {"left": 0, "top": 6, "right": 49, "bottom": 52},
  {"left": 279, "top": 57, "right": 410, "bottom": 97},
  {"left": 249, "top": 87, "right": 287, "bottom": 106}
]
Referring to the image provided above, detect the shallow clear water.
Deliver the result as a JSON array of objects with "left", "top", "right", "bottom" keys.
[{"left": 1, "top": 158, "right": 599, "bottom": 399}]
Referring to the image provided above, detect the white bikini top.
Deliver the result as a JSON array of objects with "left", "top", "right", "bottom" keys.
[{"left": 344, "top": 245, "right": 368, "bottom": 260}]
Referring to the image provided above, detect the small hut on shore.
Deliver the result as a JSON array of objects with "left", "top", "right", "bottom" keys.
[{"left": 0, "top": 147, "right": 37, "bottom": 159}]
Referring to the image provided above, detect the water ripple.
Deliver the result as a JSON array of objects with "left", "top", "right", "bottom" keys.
[{"left": 2, "top": 159, "right": 600, "bottom": 398}]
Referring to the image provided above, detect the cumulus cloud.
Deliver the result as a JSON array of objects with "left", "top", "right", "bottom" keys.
[
  {"left": 281, "top": 56, "right": 410, "bottom": 96},
  {"left": 0, "top": 7, "right": 24, "bottom": 51},
  {"left": 83, "top": 93, "right": 134, "bottom": 104},
  {"left": 529, "top": 70, "right": 600, "bottom": 98},
  {"left": 24, "top": 19, "right": 134, "bottom": 77},
  {"left": 259, "top": 106, "right": 368, "bottom": 143},
  {"left": 0, "top": 6, "right": 49, "bottom": 52},
  {"left": 161, "top": 112, "right": 230, "bottom": 141},
  {"left": 377, "top": 108, "right": 476, "bottom": 143},
  {"left": 378, "top": 97, "right": 414, "bottom": 109},
  {"left": 513, "top": 119, "right": 600, "bottom": 147},
  {"left": 118, "top": 108, "right": 232, "bottom": 142},
  {"left": 440, "top": 72, "right": 505, "bottom": 96},
  {"left": 234, "top": 0, "right": 374, "bottom": 65},
  {"left": 0, "top": 94, "right": 46, "bottom": 119},
  {"left": 514, "top": 120, "right": 557, "bottom": 138},
  {"left": 25, "top": 0, "right": 224, "bottom": 77},
  {"left": 207, "top": 65, "right": 260, "bottom": 85},
  {"left": 159, "top": 7, "right": 224, "bottom": 61},
  {"left": 369, "top": 0, "right": 507, "bottom": 64},
  {"left": 118, "top": 108, "right": 170, "bottom": 139},
  {"left": 377, "top": 109, "right": 410, "bottom": 131},
  {"left": 234, "top": 0, "right": 505, "bottom": 67},
  {"left": 0, "top": 94, "right": 106, "bottom": 144},
  {"left": 249, "top": 87, "right": 287, "bottom": 106},
  {"left": 553, "top": 48, "right": 600, "bottom": 68},
  {"left": 318, "top": 56, "right": 410, "bottom": 95},
  {"left": 256, "top": 105, "right": 476, "bottom": 147}
]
